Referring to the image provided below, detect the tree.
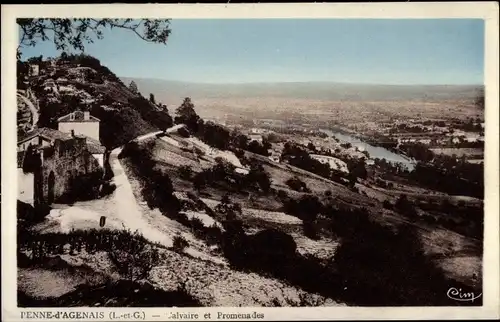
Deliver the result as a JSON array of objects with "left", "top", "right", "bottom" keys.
[
  {"left": 129, "top": 81, "right": 139, "bottom": 95},
  {"left": 17, "top": 19, "right": 172, "bottom": 59},
  {"left": 175, "top": 97, "right": 200, "bottom": 132},
  {"left": 246, "top": 163, "right": 272, "bottom": 193},
  {"left": 149, "top": 93, "right": 156, "bottom": 104}
]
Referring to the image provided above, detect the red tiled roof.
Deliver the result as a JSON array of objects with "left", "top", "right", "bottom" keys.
[{"left": 57, "top": 110, "right": 100, "bottom": 123}]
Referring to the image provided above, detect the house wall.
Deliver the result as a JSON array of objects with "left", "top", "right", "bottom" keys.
[
  {"left": 92, "top": 154, "right": 104, "bottom": 168},
  {"left": 18, "top": 169, "right": 34, "bottom": 205},
  {"left": 58, "top": 122, "right": 100, "bottom": 141},
  {"left": 34, "top": 138, "right": 103, "bottom": 205}
]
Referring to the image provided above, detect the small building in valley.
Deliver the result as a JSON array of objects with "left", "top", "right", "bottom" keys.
[
  {"left": 57, "top": 110, "right": 100, "bottom": 141},
  {"left": 249, "top": 134, "right": 263, "bottom": 143}
]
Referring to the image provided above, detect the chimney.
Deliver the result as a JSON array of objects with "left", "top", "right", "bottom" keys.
[{"left": 84, "top": 111, "right": 90, "bottom": 121}]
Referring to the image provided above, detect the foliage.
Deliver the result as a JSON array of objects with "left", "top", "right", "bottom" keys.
[
  {"left": 283, "top": 194, "right": 322, "bottom": 222},
  {"left": 17, "top": 19, "right": 171, "bottom": 59},
  {"left": 178, "top": 165, "right": 193, "bottom": 180},
  {"left": 174, "top": 97, "right": 200, "bottom": 132},
  {"left": 285, "top": 176, "right": 311, "bottom": 193},
  {"left": 172, "top": 234, "right": 189, "bottom": 253},
  {"left": 129, "top": 81, "right": 139, "bottom": 94},
  {"left": 247, "top": 139, "right": 271, "bottom": 156},
  {"left": 394, "top": 194, "right": 417, "bottom": 217},
  {"left": 108, "top": 232, "right": 161, "bottom": 281},
  {"left": 128, "top": 96, "right": 173, "bottom": 132},
  {"left": 245, "top": 163, "right": 272, "bottom": 193},
  {"left": 177, "top": 126, "right": 191, "bottom": 138},
  {"left": 281, "top": 142, "right": 342, "bottom": 182},
  {"left": 121, "top": 140, "right": 181, "bottom": 215}
]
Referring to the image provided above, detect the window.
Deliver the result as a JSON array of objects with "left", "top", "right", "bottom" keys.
[{"left": 69, "top": 113, "right": 75, "bottom": 121}]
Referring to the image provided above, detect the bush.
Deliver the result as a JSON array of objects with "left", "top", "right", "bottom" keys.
[
  {"left": 303, "top": 220, "right": 320, "bottom": 240},
  {"left": 283, "top": 194, "right": 323, "bottom": 221},
  {"left": 177, "top": 126, "right": 191, "bottom": 138},
  {"left": 245, "top": 163, "right": 272, "bottom": 193},
  {"left": 173, "top": 234, "right": 189, "bottom": 253},
  {"left": 109, "top": 244, "right": 161, "bottom": 281},
  {"left": 100, "top": 182, "right": 117, "bottom": 198},
  {"left": 285, "top": 176, "right": 310, "bottom": 193},
  {"left": 179, "top": 165, "right": 193, "bottom": 180}
]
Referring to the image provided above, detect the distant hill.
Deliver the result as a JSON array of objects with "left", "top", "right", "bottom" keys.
[{"left": 120, "top": 77, "right": 483, "bottom": 106}]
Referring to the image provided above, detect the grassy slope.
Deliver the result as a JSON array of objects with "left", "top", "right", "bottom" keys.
[{"left": 147, "top": 134, "right": 483, "bottom": 291}]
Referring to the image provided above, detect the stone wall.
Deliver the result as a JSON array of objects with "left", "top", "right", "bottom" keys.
[{"left": 34, "top": 137, "right": 103, "bottom": 205}]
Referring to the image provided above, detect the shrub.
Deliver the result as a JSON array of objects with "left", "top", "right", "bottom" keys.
[
  {"left": 173, "top": 234, "right": 189, "bottom": 253},
  {"left": 285, "top": 176, "right": 310, "bottom": 193},
  {"left": 283, "top": 194, "right": 323, "bottom": 222},
  {"left": 179, "top": 165, "right": 193, "bottom": 180},
  {"left": 276, "top": 189, "right": 289, "bottom": 201},
  {"left": 177, "top": 126, "right": 191, "bottom": 138},
  {"left": 241, "top": 229, "right": 298, "bottom": 275},
  {"left": 100, "top": 182, "right": 117, "bottom": 198},
  {"left": 108, "top": 236, "right": 161, "bottom": 282},
  {"left": 382, "top": 199, "right": 393, "bottom": 209},
  {"left": 245, "top": 163, "right": 272, "bottom": 193},
  {"left": 303, "top": 220, "right": 320, "bottom": 240}
]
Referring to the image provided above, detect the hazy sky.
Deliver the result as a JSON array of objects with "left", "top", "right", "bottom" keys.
[{"left": 20, "top": 19, "right": 484, "bottom": 85}]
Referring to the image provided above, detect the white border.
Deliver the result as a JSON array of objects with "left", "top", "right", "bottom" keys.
[{"left": 2, "top": 3, "right": 499, "bottom": 321}]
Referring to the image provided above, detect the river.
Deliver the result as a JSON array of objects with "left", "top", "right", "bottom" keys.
[{"left": 320, "top": 129, "right": 416, "bottom": 171}]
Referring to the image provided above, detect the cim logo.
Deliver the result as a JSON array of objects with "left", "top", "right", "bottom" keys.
[{"left": 446, "top": 287, "right": 482, "bottom": 302}]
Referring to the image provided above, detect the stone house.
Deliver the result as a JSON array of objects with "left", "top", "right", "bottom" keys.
[
  {"left": 18, "top": 128, "right": 106, "bottom": 206},
  {"left": 249, "top": 134, "right": 263, "bottom": 143},
  {"left": 21, "top": 135, "right": 105, "bottom": 206},
  {"left": 57, "top": 110, "right": 100, "bottom": 141}
]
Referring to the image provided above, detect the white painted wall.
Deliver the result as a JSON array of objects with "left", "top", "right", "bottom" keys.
[
  {"left": 92, "top": 154, "right": 104, "bottom": 168},
  {"left": 18, "top": 169, "right": 34, "bottom": 205},
  {"left": 58, "top": 122, "right": 100, "bottom": 141}
]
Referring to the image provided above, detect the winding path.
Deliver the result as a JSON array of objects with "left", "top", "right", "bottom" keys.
[{"left": 108, "top": 131, "right": 172, "bottom": 247}]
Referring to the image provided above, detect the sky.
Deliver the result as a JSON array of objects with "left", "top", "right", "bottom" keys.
[{"left": 20, "top": 19, "right": 484, "bottom": 85}]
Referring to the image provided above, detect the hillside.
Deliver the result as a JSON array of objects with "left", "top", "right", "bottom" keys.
[
  {"left": 17, "top": 55, "right": 173, "bottom": 149},
  {"left": 17, "top": 55, "right": 483, "bottom": 307}
]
